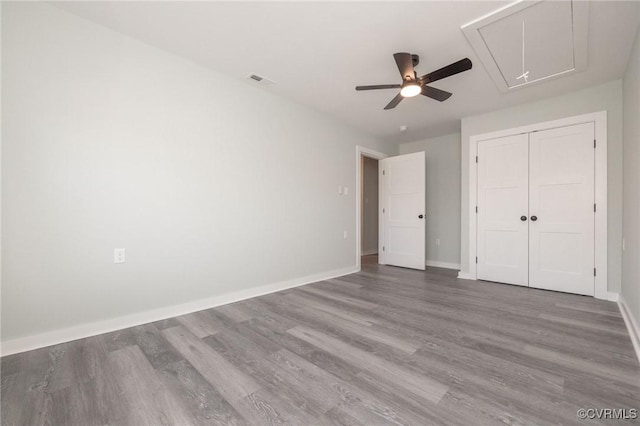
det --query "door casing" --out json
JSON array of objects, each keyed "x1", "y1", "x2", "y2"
[{"x1": 355, "y1": 146, "x2": 388, "y2": 270}]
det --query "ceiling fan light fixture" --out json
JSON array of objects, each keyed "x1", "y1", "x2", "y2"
[
  {"x1": 354, "y1": 53, "x2": 471, "y2": 109},
  {"x1": 400, "y1": 83, "x2": 421, "y2": 97}
]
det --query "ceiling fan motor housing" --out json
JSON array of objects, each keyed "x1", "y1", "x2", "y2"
[
  {"x1": 354, "y1": 53, "x2": 472, "y2": 109},
  {"x1": 411, "y1": 54, "x2": 420, "y2": 68}
]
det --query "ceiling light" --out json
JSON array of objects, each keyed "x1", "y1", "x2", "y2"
[{"x1": 400, "y1": 83, "x2": 421, "y2": 97}]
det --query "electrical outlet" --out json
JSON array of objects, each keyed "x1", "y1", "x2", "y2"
[
  {"x1": 436, "y1": 239, "x2": 440, "y2": 246},
  {"x1": 338, "y1": 185, "x2": 343, "y2": 195},
  {"x1": 114, "y1": 248, "x2": 125, "y2": 264},
  {"x1": 343, "y1": 231, "x2": 348, "y2": 239}
]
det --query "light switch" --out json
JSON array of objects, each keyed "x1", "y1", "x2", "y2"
[{"x1": 114, "y1": 248, "x2": 125, "y2": 264}]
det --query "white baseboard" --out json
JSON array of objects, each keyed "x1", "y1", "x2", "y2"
[
  {"x1": 426, "y1": 260, "x2": 461, "y2": 270},
  {"x1": 607, "y1": 292, "x2": 619, "y2": 302},
  {"x1": 457, "y1": 271, "x2": 475, "y2": 280},
  {"x1": 618, "y1": 296, "x2": 640, "y2": 364},
  {"x1": 0, "y1": 265, "x2": 359, "y2": 357},
  {"x1": 361, "y1": 249, "x2": 378, "y2": 256}
]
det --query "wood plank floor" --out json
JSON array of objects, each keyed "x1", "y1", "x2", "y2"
[{"x1": 2, "y1": 256, "x2": 639, "y2": 425}]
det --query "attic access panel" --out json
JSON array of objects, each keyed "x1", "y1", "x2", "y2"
[{"x1": 462, "y1": 0, "x2": 589, "y2": 92}]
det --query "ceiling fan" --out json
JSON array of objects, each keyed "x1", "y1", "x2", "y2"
[{"x1": 355, "y1": 53, "x2": 472, "y2": 110}]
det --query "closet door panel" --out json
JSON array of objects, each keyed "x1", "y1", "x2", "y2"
[
  {"x1": 529, "y1": 122, "x2": 595, "y2": 295},
  {"x1": 477, "y1": 134, "x2": 529, "y2": 286}
]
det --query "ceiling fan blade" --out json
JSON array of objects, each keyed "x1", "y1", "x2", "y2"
[
  {"x1": 393, "y1": 52, "x2": 415, "y2": 81},
  {"x1": 384, "y1": 92, "x2": 404, "y2": 110},
  {"x1": 420, "y1": 58, "x2": 472, "y2": 84},
  {"x1": 355, "y1": 84, "x2": 401, "y2": 91},
  {"x1": 421, "y1": 85, "x2": 452, "y2": 102}
]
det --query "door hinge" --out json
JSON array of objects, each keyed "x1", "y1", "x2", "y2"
[
  {"x1": 382, "y1": 246, "x2": 385, "y2": 252},
  {"x1": 476, "y1": 256, "x2": 478, "y2": 264},
  {"x1": 475, "y1": 206, "x2": 478, "y2": 213},
  {"x1": 594, "y1": 203, "x2": 596, "y2": 212},
  {"x1": 594, "y1": 139, "x2": 596, "y2": 148},
  {"x1": 476, "y1": 156, "x2": 478, "y2": 163},
  {"x1": 382, "y1": 207, "x2": 385, "y2": 214},
  {"x1": 382, "y1": 169, "x2": 386, "y2": 176},
  {"x1": 594, "y1": 267, "x2": 596, "y2": 276}
]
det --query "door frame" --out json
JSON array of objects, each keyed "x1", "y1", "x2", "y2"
[
  {"x1": 356, "y1": 146, "x2": 388, "y2": 270},
  {"x1": 463, "y1": 111, "x2": 608, "y2": 299}
]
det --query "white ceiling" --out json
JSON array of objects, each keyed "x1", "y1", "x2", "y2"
[{"x1": 52, "y1": 1, "x2": 640, "y2": 144}]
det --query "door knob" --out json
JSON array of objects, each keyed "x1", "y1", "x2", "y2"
[
  {"x1": 531, "y1": 215, "x2": 538, "y2": 221},
  {"x1": 418, "y1": 214, "x2": 424, "y2": 219},
  {"x1": 520, "y1": 216, "x2": 527, "y2": 221}
]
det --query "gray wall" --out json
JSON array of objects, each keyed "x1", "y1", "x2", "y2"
[
  {"x1": 622, "y1": 24, "x2": 640, "y2": 325},
  {"x1": 1, "y1": 3, "x2": 393, "y2": 342},
  {"x1": 460, "y1": 80, "x2": 624, "y2": 294},
  {"x1": 361, "y1": 157, "x2": 379, "y2": 255},
  {"x1": 399, "y1": 133, "x2": 461, "y2": 267}
]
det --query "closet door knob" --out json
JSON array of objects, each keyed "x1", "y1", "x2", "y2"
[
  {"x1": 531, "y1": 215, "x2": 538, "y2": 221},
  {"x1": 418, "y1": 214, "x2": 424, "y2": 219},
  {"x1": 520, "y1": 216, "x2": 527, "y2": 221}
]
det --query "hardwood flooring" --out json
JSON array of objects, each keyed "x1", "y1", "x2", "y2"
[{"x1": 2, "y1": 256, "x2": 639, "y2": 425}]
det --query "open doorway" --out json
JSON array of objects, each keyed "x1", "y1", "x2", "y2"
[
  {"x1": 361, "y1": 156, "x2": 379, "y2": 265},
  {"x1": 355, "y1": 146, "x2": 387, "y2": 269},
  {"x1": 357, "y1": 148, "x2": 426, "y2": 271}
]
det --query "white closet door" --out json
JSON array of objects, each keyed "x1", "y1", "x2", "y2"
[
  {"x1": 477, "y1": 134, "x2": 529, "y2": 286},
  {"x1": 380, "y1": 152, "x2": 425, "y2": 270},
  {"x1": 529, "y1": 123, "x2": 595, "y2": 295}
]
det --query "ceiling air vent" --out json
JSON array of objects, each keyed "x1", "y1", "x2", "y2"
[
  {"x1": 462, "y1": 0, "x2": 589, "y2": 92},
  {"x1": 246, "y1": 73, "x2": 275, "y2": 87}
]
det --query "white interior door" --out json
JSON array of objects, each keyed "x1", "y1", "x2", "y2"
[
  {"x1": 529, "y1": 123, "x2": 595, "y2": 295},
  {"x1": 379, "y1": 152, "x2": 425, "y2": 270},
  {"x1": 477, "y1": 134, "x2": 529, "y2": 286}
]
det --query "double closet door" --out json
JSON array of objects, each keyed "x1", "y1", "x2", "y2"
[{"x1": 477, "y1": 122, "x2": 595, "y2": 296}]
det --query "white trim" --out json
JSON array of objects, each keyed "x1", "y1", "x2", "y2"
[
  {"x1": 378, "y1": 159, "x2": 386, "y2": 265},
  {"x1": 457, "y1": 272, "x2": 475, "y2": 280},
  {"x1": 607, "y1": 292, "x2": 619, "y2": 303},
  {"x1": 0, "y1": 265, "x2": 358, "y2": 356},
  {"x1": 593, "y1": 112, "x2": 608, "y2": 299},
  {"x1": 361, "y1": 249, "x2": 378, "y2": 256},
  {"x1": 355, "y1": 145, "x2": 387, "y2": 270},
  {"x1": 618, "y1": 296, "x2": 640, "y2": 364},
  {"x1": 426, "y1": 260, "x2": 461, "y2": 270},
  {"x1": 465, "y1": 111, "x2": 608, "y2": 299}
]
